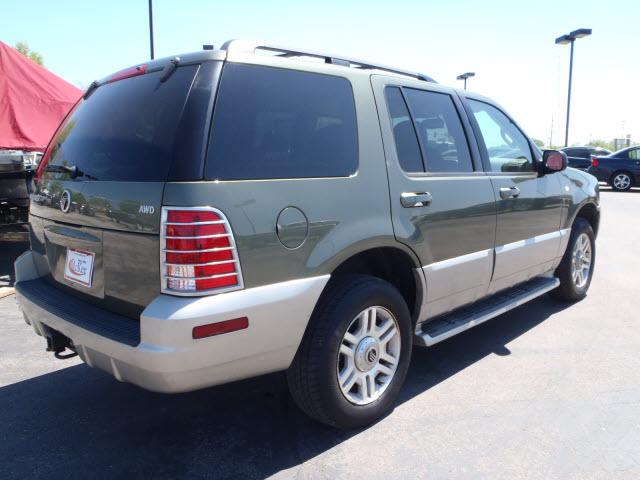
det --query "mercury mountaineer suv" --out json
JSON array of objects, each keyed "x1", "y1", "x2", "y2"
[{"x1": 14, "y1": 40, "x2": 600, "y2": 428}]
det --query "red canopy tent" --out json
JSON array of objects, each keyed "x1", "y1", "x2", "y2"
[{"x1": 0, "y1": 41, "x2": 82, "y2": 151}]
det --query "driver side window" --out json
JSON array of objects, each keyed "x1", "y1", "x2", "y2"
[{"x1": 468, "y1": 99, "x2": 534, "y2": 173}]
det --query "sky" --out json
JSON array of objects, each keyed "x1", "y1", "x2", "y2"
[{"x1": 3, "y1": 0, "x2": 639, "y2": 147}]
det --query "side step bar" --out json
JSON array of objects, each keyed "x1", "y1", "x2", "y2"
[{"x1": 414, "y1": 276, "x2": 559, "y2": 347}]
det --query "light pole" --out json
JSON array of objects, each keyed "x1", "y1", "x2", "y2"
[
  {"x1": 555, "y1": 28, "x2": 592, "y2": 147},
  {"x1": 148, "y1": 0, "x2": 155, "y2": 60},
  {"x1": 456, "y1": 72, "x2": 475, "y2": 90}
]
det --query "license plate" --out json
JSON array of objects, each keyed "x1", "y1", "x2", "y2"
[{"x1": 64, "y1": 248, "x2": 95, "y2": 288}]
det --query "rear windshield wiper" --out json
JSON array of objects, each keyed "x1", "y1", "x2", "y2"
[
  {"x1": 45, "y1": 164, "x2": 99, "y2": 180},
  {"x1": 160, "y1": 57, "x2": 181, "y2": 82},
  {"x1": 83, "y1": 80, "x2": 99, "y2": 100}
]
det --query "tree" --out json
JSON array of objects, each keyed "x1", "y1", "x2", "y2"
[
  {"x1": 15, "y1": 41, "x2": 43, "y2": 65},
  {"x1": 587, "y1": 139, "x2": 616, "y2": 152},
  {"x1": 531, "y1": 138, "x2": 545, "y2": 148}
]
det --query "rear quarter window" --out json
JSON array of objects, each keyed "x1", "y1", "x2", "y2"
[{"x1": 205, "y1": 64, "x2": 358, "y2": 180}]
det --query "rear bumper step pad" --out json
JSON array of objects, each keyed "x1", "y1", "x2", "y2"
[{"x1": 15, "y1": 278, "x2": 140, "y2": 346}]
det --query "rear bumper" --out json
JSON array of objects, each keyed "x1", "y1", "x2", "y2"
[{"x1": 15, "y1": 250, "x2": 328, "y2": 393}]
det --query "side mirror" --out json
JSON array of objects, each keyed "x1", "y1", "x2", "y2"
[{"x1": 540, "y1": 150, "x2": 567, "y2": 175}]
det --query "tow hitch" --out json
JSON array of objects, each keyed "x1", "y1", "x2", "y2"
[{"x1": 43, "y1": 326, "x2": 78, "y2": 360}]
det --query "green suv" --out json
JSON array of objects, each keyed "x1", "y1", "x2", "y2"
[{"x1": 14, "y1": 40, "x2": 599, "y2": 428}]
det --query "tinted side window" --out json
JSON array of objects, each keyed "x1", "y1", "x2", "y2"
[
  {"x1": 629, "y1": 149, "x2": 640, "y2": 160},
  {"x1": 385, "y1": 87, "x2": 424, "y2": 172},
  {"x1": 403, "y1": 89, "x2": 473, "y2": 173},
  {"x1": 467, "y1": 100, "x2": 534, "y2": 173},
  {"x1": 575, "y1": 148, "x2": 588, "y2": 158},
  {"x1": 565, "y1": 148, "x2": 586, "y2": 158},
  {"x1": 206, "y1": 64, "x2": 358, "y2": 180}
]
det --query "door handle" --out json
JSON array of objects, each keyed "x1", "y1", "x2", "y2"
[
  {"x1": 401, "y1": 192, "x2": 432, "y2": 208},
  {"x1": 499, "y1": 186, "x2": 520, "y2": 199}
]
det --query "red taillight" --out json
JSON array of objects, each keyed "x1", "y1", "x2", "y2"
[
  {"x1": 165, "y1": 223, "x2": 226, "y2": 237},
  {"x1": 165, "y1": 249, "x2": 234, "y2": 264},
  {"x1": 167, "y1": 210, "x2": 221, "y2": 223},
  {"x1": 161, "y1": 207, "x2": 243, "y2": 296},
  {"x1": 192, "y1": 317, "x2": 249, "y2": 339},
  {"x1": 591, "y1": 156, "x2": 599, "y2": 168},
  {"x1": 108, "y1": 64, "x2": 147, "y2": 83},
  {"x1": 165, "y1": 236, "x2": 230, "y2": 250}
]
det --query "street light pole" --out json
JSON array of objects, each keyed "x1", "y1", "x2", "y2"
[
  {"x1": 456, "y1": 72, "x2": 475, "y2": 90},
  {"x1": 564, "y1": 39, "x2": 574, "y2": 148},
  {"x1": 555, "y1": 28, "x2": 591, "y2": 147},
  {"x1": 148, "y1": 0, "x2": 155, "y2": 60}
]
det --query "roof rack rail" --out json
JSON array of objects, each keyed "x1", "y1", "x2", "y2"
[{"x1": 221, "y1": 40, "x2": 437, "y2": 83}]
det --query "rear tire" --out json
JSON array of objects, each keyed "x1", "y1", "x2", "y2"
[
  {"x1": 551, "y1": 217, "x2": 595, "y2": 301},
  {"x1": 287, "y1": 275, "x2": 412, "y2": 428},
  {"x1": 610, "y1": 171, "x2": 633, "y2": 191}
]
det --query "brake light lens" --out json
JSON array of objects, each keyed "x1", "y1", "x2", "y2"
[
  {"x1": 108, "y1": 64, "x2": 147, "y2": 83},
  {"x1": 591, "y1": 156, "x2": 599, "y2": 168},
  {"x1": 161, "y1": 207, "x2": 244, "y2": 296}
]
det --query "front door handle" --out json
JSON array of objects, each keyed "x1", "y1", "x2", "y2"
[
  {"x1": 499, "y1": 186, "x2": 520, "y2": 199},
  {"x1": 401, "y1": 192, "x2": 432, "y2": 208}
]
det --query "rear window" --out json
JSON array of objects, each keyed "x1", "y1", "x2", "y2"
[
  {"x1": 205, "y1": 64, "x2": 358, "y2": 180},
  {"x1": 43, "y1": 66, "x2": 198, "y2": 182}
]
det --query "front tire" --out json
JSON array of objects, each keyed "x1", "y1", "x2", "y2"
[
  {"x1": 287, "y1": 275, "x2": 412, "y2": 428},
  {"x1": 610, "y1": 171, "x2": 633, "y2": 191},
  {"x1": 551, "y1": 217, "x2": 595, "y2": 301}
]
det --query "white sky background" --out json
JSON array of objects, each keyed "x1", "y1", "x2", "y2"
[{"x1": 4, "y1": 0, "x2": 639, "y2": 146}]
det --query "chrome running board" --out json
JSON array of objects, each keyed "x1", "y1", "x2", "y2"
[{"x1": 414, "y1": 276, "x2": 559, "y2": 347}]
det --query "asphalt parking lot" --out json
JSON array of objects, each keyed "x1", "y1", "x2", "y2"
[{"x1": 1, "y1": 188, "x2": 639, "y2": 480}]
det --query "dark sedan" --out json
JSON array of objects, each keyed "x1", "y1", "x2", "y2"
[
  {"x1": 588, "y1": 146, "x2": 640, "y2": 191},
  {"x1": 562, "y1": 146, "x2": 611, "y2": 170}
]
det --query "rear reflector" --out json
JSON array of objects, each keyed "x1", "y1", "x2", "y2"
[
  {"x1": 108, "y1": 64, "x2": 148, "y2": 83},
  {"x1": 161, "y1": 207, "x2": 244, "y2": 296},
  {"x1": 192, "y1": 317, "x2": 249, "y2": 339}
]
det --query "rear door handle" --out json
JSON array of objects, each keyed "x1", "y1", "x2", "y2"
[
  {"x1": 499, "y1": 186, "x2": 520, "y2": 199},
  {"x1": 400, "y1": 192, "x2": 432, "y2": 208}
]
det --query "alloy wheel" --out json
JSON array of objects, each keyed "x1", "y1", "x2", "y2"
[
  {"x1": 571, "y1": 233, "x2": 592, "y2": 289},
  {"x1": 613, "y1": 173, "x2": 631, "y2": 190},
  {"x1": 337, "y1": 306, "x2": 401, "y2": 405}
]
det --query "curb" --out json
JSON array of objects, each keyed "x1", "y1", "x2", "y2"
[{"x1": 0, "y1": 287, "x2": 16, "y2": 299}]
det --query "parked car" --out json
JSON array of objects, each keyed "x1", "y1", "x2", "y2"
[
  {"x1": 561, "y1": 146, "x2": 611, "y2": 170},
  {"x1": 0, "y1": 150, "x2": 37, "y2": 225},
  {"x1": 14, "y1": 41, "x2": 600, "y2": 428},
  {"x1": 588, "y1": 146, "x2": 640, "y2": 191}
]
